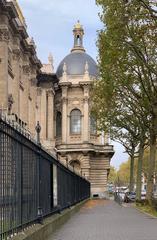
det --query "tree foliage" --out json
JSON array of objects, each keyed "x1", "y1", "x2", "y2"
[
  {"x1": 94, "y1": 0, "x2": 157, "y2": 202},
  {"x1": 108, "y1": 166, "x2": 117, "y2": 184}
]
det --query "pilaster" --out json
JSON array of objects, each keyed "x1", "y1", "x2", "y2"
[
  {"x1": 60, "y1": 83, "x2": 72, "y2": 144},
  {"x1": 47, "y1": 89, "x2": 55, "y2": 140},
  {"x1": 20, "y1": 63, "x2": 30, "y2": 124},
  {"x1": 28, "y1": 77, "x2": 37, "y2": 135},
  {"x1": 0, "y1": 26, "x2": 9, "y2": 111},
  {"x1": 62, "y1": 91, "x2": 68, "y2": 144},
  {"x1": 40, "y1": 89, "x2": 47, "y2": 141},
  {"x1": 12, "y1": 47, "x2": 21, "y2": 115},
  {"x1": 36, "y1": 87, "x2": 42, "y2": 126},
  {"x1": 82, "y1": 84, "x2": 90, "y2": 142}
]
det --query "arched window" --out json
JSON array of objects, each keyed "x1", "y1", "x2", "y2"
[
  {"x1": 56, "y1": 112, "x2": 62, "y2": 137},
  {"x1": 90, "y1": 116, "x2": 97, "y2": 134},
  {"x1": 70, "y1": 109, "x2": 81, "y2": 134}
]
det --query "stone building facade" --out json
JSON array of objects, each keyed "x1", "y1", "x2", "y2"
[{"x1": 0, "y1": 0, "x2": 114, "y2": 197}]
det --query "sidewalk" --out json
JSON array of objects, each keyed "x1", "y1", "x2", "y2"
[{"x1": 47, "y1": 199, "x2": 157, "y2": 240}]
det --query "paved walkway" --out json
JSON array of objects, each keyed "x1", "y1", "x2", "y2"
[{"x1": 48, "y1": 200, "x2": 157, "y2": 240}]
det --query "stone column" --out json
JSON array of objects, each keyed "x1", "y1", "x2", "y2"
[
  {"x1": 62, "y1": 97, "x2": 68, "y2": 144},
  {"x1": 28, "y1": 77, "x2": 37, "y2": 136},
  {"x1": 36, "y1": 87, "x2": 42, "y2": 124},
  {"x1": 21, "y1": 64, "x2": 30, "y2": 124},
  {"x1": 83, "y1": 85, "x2": 89, "y2": 143},
  {"x1": 12, "y1": 47, "x2": 21, "y2": 116},
  {"x1": 0, "y1": 26, "x2": 9, "y2": 112},
  {"x1": 47, "y1": 89, "x2": 55, "y2": 140},
  {"x1": 40, "y1": 89, "x2": 47, "y2": 141},
  {"x1": 61, "y1": 86, "x2": 68, "y2": 144}
]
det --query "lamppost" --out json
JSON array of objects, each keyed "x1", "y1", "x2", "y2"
[{"x1": 35, "y1": 122, "x2": 43, "y2": 223}]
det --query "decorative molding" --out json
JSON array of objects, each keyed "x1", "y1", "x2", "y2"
[
  {"x1": 12, "y1": 49, "x2": 21, "y2": 61},
  {"x1": 47, "y1": 89, "x2": 55, "y2": 97},
  {"x1": 23, "y1": 65, "x2": 30, "y2": 75},
  {"x1": 8, "y1": 94, "x2": 14, "y2": 114},
  {"x1": 37, "y1": 87, "x2": 42, "y2": 96},
  {"x1": 30, "y1": 78, "x2": 37, "y2": 87},
  {"x1": 0, "y1": 27, "x2": 9, "y2": 42},
  {"x1": 83, "y1": 97, "x2": 89, "y2": 103}
]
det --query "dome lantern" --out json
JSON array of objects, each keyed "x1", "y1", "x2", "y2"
[{"x1": 71, "y1": 20, "x2": 85, "y2": 53}]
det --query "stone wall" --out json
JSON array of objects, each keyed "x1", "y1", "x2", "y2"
[{"x1": 0, "y1": 1, "x2": 41, "y2": 137}]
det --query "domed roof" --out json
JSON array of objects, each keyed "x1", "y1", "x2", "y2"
[
  {"x1": 56, "y1": 51, "x2": 98, "y2": 78},
  {"x1": 56, "y1": 21, "x2": 98, "y2": 79}
]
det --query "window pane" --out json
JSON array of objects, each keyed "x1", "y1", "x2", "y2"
[
  {"x1": 70, "y1": 110, "x2": 81, "y2": 134},
  {"x1": 56, "y1": 112, "x2": 62, "y2": 137},
  {"x1": 90, "y1": 116, "x2": 97, "y2": 134}
]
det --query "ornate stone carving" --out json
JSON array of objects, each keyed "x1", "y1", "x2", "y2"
[
  {"x1": 83, "y1": 85, "x2": 89, "y2": 94},
  {"x1": 8, "y1": 94, "x2": 14, "y2": 114},
  {"x1": 83, "y1": 96, "x2": 89, "y2": 103},
  {"x1": 30, "y1": 78, "x2": 37, "y2": 87},
  {"x1": 12, "y1": 49, "x2": 21, "y2": 61},
  {"x1": 37, "y1": 87, "x2": 42, "y2": 96},
  {"x1": 23, "y1": 65, "x2": 30, "y2": 75},
  {"x1": 0, "y1": 28, "x2": 9, "y2": 42},
  {"x1": 47, "y1": 89, "x2": 55, "y2": 97},
  {"x1": 62, "y1": 85, "x2": 68, "y2": 96}
]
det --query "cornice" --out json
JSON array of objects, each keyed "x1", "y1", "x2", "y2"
[{"x1": 0, "y1": 1, "x2": 41, "y2": 70}]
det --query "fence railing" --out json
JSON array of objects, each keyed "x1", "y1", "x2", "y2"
[{"x1": 0, "y1": 117, "x2": 90, "y2": 239}]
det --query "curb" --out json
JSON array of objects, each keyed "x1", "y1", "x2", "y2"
[
  {"x1": 13, "y1": 199, "x2": 89, "y2": 240},
  {"x1": 133, "y1": 205, "x2": 157, "y2": 219}
]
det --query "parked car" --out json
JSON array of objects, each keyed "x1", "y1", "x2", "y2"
[
  {"x1": 124, "y1": 191, "x2": 146, "y2": 202},
  {"x1": 124, "y1": 192, "x2": 136, "y2": 203},
  {"x1": 118, "y1": 191, "x2": 126, "y2": 201}
]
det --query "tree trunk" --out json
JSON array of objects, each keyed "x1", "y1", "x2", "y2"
[
  {"x1": 136, "y1": 141, "x2": 144, "y2": 201},
  {"x1": 146, "y1": 129, "x2": 156, "y2": 204},
  {"x1": 129, "y1": 153, "x2": 135, "y2": 192}
]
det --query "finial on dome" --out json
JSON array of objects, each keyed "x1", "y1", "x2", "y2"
[
  {"x1": 61, "y1": 62, "x2": 68, "y2": 82},
  {"x1": 85, "y1": 61, "x2": 89, "y2": 73},
  {"x1": 84, "y1": 61, "x2": 90, "y2": 81},
  {"x1": 74, "y1": 20, "x2": 82, "y2": 29},
  {"x1": 48, "y1": 53, "x2": 53, "y2": 64},
  {"x1": 63, "y1": 62, "x2": 67, "y2": 74},
  {"x1": 71, "y1": 20, "x2": 85, "y2": 53}
]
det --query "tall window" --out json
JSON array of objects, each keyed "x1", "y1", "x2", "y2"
[
  {"x1": 56, "y1": 112, "x2": 62, "y2": 137},
  {"x1": 70, "y1": 109, "x2": 81, "y2": 134},
  {"x1": 90, "y1": 116, "x2": 97, "y2": 134}
]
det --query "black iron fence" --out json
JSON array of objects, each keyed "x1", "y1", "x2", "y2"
[{"x1": 0, "y1": 117, "x2": 90, "y2": 239}]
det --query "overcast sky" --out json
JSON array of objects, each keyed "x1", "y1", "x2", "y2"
[{"x1": 18, "y1": 0, "x2": 129, "y2": 168}]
